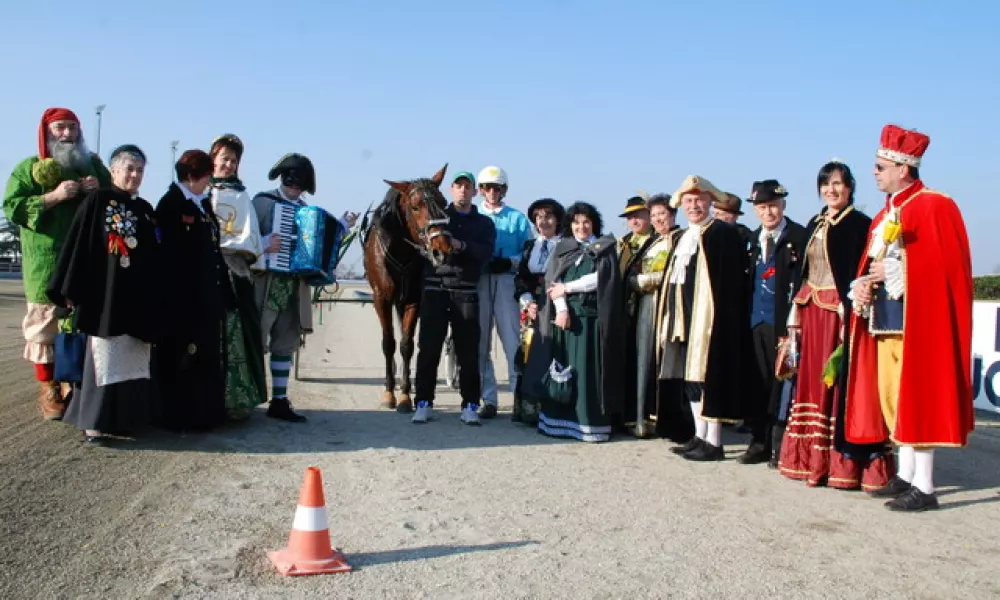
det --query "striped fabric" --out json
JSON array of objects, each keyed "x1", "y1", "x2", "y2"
[{"x1": 271, "y1": 355, "x2": 292, "y2": 399}]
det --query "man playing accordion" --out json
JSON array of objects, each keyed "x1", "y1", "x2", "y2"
[{"x1": 251, "y1": 153, "x2": 357, "y2": 422}]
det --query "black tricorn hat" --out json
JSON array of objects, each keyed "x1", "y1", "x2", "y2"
[
  {"x1": 268, "y1": 152, "x2": 316, "y2": 195},
  {"x1": 527, "y1": 198, "x2": 565, "y2": 225},
  {"x1": 746, "y1": 179, "x2": 788, "y2": 205},
  {"x1": 619, "y1": 195, "x2": 648, "y2": 218}
]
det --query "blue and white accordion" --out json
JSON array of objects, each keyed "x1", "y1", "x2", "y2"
[{"x1": 257, "y1": 199, "x2": 345, "y2": 286}]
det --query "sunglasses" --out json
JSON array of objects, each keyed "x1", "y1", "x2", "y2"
[
  {"x1": 875, "y1": 163, "x2": 896, "y2": 172},
  {"x1": 481, "y1": 184, "x2": 504, "y2": 191}
]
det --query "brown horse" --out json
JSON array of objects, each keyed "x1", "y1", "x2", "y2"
[{"x1": 363, "y1": 164, "x2": 453, "y2": 412}]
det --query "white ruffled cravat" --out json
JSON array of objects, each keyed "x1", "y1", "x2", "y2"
[{"x1": 668, "y1": 220, "x2": 708, "y2": 285}]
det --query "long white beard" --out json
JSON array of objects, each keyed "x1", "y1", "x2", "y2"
[{"x1": 48, "y1": 136, "x2": 92, "y2": 172}]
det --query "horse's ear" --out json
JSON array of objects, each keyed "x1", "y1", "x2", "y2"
[
  {"x1": 430, "y1": 163, "x2": 448, "y2": 187},
  {"x1": 384, "y1": 180, "x2": 410, "y2": 195}
]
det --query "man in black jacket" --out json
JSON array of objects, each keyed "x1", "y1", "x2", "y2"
[
  {"x1": 412, "y1": 185, "x2": 496, "y2": 425},
  {"x1": 741, "y1": 180, "x2": 808, "y2": 466}
]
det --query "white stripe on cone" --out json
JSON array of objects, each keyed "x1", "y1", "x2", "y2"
[{"x1": 291, "y1": 506, "x2": 329, "y2": 532}]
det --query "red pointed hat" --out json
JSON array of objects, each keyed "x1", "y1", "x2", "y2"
[
  {"x1": 38, "y1": 107, "x2": 81, "y2": 159},
  {"x1": 876, "y1": 124, "x2": 930, "y2": 168}
]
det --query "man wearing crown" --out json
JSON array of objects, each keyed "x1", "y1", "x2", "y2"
[
  {"x1": 845, "y1": 124, "x2": 974, "y2": 511},
  {"x1": 3, "y1": 108, "x2": 111, "y2": 420}
]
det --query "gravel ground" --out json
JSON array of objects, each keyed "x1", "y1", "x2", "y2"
[{"x1": 0, "y1": 280, "x2": 998, "y2": 600}]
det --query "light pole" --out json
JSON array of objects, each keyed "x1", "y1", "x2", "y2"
[
  {"x1": 170, "y1": 140, "x2": 179, "y2": 181},
  {"x1": 94, "y1": 104, "x2": 106, "y2": 155}
]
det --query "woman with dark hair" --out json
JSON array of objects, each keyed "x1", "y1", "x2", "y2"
[
  {"x1": 153, "y1": 149, "x2": 231, "y2": 431},
  {"x1": 511, "y1": 198, "x2": 564, "y2": 424},
  {"x1": 47, "y1": 144, "x2": 161, "y2": 444},
  {"x1": 778, "y1": 161, "x2": 892, "y2": 490},
  {"x1": 525, "y1": 201, "x2": 624, "y2": 442},
  {"x1": 208, "y1": 134, "x2": 267, "y2": 420},
  {"x1": 624, "y1": 193, "x2": 682, "y2": 438}
]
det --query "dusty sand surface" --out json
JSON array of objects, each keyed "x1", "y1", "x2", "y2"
[{"x1": 1, "y1": 279, "x2": 998, "y2": 600}]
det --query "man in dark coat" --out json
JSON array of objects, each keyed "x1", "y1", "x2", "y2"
[
  {"x1": 616, "y1": 193, "x2": 656, "y2": 431},
  {"x1": 656, "y1": 176, "x2": 749, "y2": 461},
  {"x1": 410, "y1": 177, "x2": 496, "y2": 426},
  {"x1": 740, "y1": 179, "x2": 808, "y2": 466}
]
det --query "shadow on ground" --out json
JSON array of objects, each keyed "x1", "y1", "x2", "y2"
[{"x1": 348, "y1": 540, "x2": 540, "y2": 569}]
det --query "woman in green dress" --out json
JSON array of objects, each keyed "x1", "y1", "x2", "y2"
[
  {"x1": 208, "y1": 134, "x2": 268, "y2": 420},
  {"x1": 532, "y1": 202, "x2": 625, "y2": 442}
]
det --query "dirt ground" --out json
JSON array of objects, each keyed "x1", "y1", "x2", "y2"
[{"x1": 0, "y1": 279, "x2": 998, "y2": 600}]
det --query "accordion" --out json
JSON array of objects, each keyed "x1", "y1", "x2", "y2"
[{"x1": 255, "y1": 199, "x2": 345, "y2": 286}]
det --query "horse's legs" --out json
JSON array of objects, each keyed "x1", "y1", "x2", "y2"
[
  {"x1": 397, "y1": 302, "x2": 420, "y2": 408},
  {"x1": 374, "y1": 293, "x2": 398, "y2": 410}
]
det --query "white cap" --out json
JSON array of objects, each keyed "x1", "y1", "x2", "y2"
[{"x1": 477, "y1": 165, "x2": 508, "y2": 186}]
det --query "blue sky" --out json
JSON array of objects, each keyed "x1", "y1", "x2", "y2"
[{"x1": 2, "y1": 1, "x2": 998, "y2": 273}]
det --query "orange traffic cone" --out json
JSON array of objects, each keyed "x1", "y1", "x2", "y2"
[{"x1": 268, "y1": 467, "x2": 352, "y2": 576}]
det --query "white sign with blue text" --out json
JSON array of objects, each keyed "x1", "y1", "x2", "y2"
[{"x1": 972, "y1": 301, "x2": 1000, "y2": 413}]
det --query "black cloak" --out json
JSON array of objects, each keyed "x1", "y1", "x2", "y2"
[
  {"x1": 46, "y1": 187, "x2": 162, "y2": 342},
  {"x1": 526, "y1": 235, "x2": 625, "y2": 419}
]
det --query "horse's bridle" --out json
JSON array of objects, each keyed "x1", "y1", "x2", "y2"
[{"x1": 401, "y1": 186, "x2": 451, "y2": 258}]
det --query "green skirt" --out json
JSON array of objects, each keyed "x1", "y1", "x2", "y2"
[
  {"x1": 224, "y1": 275, "x2": 267, "y2": 419},
  {"x1": 537, "y1": 311, "x2": 612, "y2": 443}
]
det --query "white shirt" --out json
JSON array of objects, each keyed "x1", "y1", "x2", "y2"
[
  {"x1": 518, "y1": 236, "x2": 560, "y2": 309},
  {"x1": 849, "y1": 183, "x2": 914, "y2": 305},
  {"x1": 528, "y1": 236, "x2": 560, "y2": 274},
  {"x1": 758, "y1": 217, "x2": 787, "y2": 263},
  {"x1": 178, "y1": 181, "x2": 208, "y2": 213},
  {"x1": 553, "y1": 236, "x2": 599, "y2": 313}
]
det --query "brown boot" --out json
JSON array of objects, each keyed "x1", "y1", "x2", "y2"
[{"x1": 39, "y1": 382, "x2": 65, "y2": 421}]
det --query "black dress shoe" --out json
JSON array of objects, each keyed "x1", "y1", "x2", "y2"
[
  {"x1": 478, "y1": 404, "x2": 498, "y2": 419},
  {"x1": 671, "y1": 438, "x2": 702, "y2": 455},
  {"x1": 869, "y1": 476, "x2": 912, "y2": 498},
  {"x1": 683, "y1": 442, "x2": 724, "y2": 462},
  {"x1": 737, "y1": 443, "x2": 772, "y2": 465},
  {"x1": 267, "y1": 398, "x2": 307, "y2": 422},
  {"x1": 767, "y1": 457, "x2": 780, "y2": 470},
  {"x1": 885, "y1": 487, "x2": 939, "y2": 512},
  {"x1": 82, "y1": 434, "x2": 107, "y2": 446}
]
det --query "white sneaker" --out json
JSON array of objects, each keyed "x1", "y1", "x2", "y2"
[
  {"x1": 460, "y1": 405, "x2": 481, "y2": 426},
  {"x1": 412, "y1": 401, "x2": 432, "y2": 424}
]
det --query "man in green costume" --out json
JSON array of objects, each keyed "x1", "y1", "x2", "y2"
[{"x1": 2, "y1": 107, "x2": 111, "y2": 420}]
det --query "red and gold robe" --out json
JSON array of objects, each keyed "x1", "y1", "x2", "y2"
[{"x1": 844, "y1": 180, "x2": 974, "y2": 447}]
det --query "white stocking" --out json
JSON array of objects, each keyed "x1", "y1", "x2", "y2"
[
  {"x1": 690, "y1": 402, "x2": 707, "y2": 439},
  {"x1": 705, "y1": 422, "x2": 722, "y2": 447},
  {"x1": 897, "y1": 445, "x2": 916, "y2": 483},
  {"x1": 911, "y1": 449, "x2": 935, "y2": 494}
]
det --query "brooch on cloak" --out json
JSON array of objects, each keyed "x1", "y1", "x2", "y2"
[{"x1": 105, "y1": 199, "x2": 138, "y2": 268}]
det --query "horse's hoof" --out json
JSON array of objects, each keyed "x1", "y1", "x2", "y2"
[
  {"x1": 396, "y1": 398, "x2": 413, "y2": 414},
  {"x1": 380, "y1": 392, "x2": 397, "y2": 410}
]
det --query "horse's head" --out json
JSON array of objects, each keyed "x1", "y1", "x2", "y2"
[{"x1": 385, "y1": 164, "x2": 453, "y2": 267}]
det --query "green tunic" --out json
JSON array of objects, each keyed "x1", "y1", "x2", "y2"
[
  {"x1": 537, "y1": 253, "x2": 613, "y2": 442},
  {"x1": 3, "y1": 155, "x2": 111, "y2": 303}
]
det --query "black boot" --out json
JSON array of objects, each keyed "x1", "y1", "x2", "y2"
[
  {"x1": 267, "y1": 397, "x2": 307, "y2": 422},
  {"x1": 769, "y1": 423, "x2": 785, "y2": 469},
  {"x1": 737, "y1": 442, "x2": 771, "y2": 465}
]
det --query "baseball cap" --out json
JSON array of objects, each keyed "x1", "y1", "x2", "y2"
[{"x1": 452, "y1": 171, "x2": 476, "y2": 186}]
